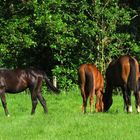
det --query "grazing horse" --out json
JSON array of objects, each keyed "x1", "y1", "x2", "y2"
[
  {"x1": 103, "y1": 55, "x2": 140, "y2": 113},
  {"x1": 138, "y1": 74, "x2": 140, "y2": 96},
  {"x1": 0, "y1": 68, "x2": 59, "y2": 116},
  {"x1": 78, "y1": 64, "x2": 104, "y2": 113}
]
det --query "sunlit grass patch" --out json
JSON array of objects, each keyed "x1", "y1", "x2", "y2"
[{"x1": 0, "y1": 90, "x2": 140, "y2": 140}]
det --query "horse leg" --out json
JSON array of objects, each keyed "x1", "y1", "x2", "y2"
[
  {"x1": 100, "y1": 91, "x2": 104, "y2": 111},
  {"x1": 82, "y1": 93, "x2": 88, "y2": 113},
  {"x1": 80, "y1": 83, "x2": 87, "y2": 113},
  {"x1": 122, "y1": 86, "x2": 132, "y2": 113},
  {"x1": 95, "y1": 89, "x2": 103, "y2": 112},
  {"x1": 89, "y1": 89, "x2": 94, "y2": 113},
  {"x1": 37, "y1": 94, "x2": 48, "y2": 114},
  {"x1": 134, "y1": 85, "x2": 140, "y2": 113},
  {"x1": 31, "y1": 94, "x2": 38, "y2": 115},
  {"x1": 36, "y1": 77, "x2": 48, "y2": 114},
  {"x1": 121, "y1": 87, "x2": 127, "y2": 111},
  {"x1": 0, "y1": 87, "x2": 9, "y2": 116},
  {"x1": 30, "y1": 87, "x2": 38, "y2": 115},
  {"x1": 127, "y1": 89, "x2": 132, "y2": 113},
  {"x1": 1, "y1": 94, "x2": 9, "y2": 116}
]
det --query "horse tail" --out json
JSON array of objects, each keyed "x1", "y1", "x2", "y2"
[
  {"x1": 78, "y1": 66, "x2": 86, "y2": 92},
  {"x1": 128, "y1": 57, "x2": 136, "y2": 91},
  {"x1": 85, "y1": 69, "x2": 94, "y2": 95},
  {"x1": 78, "y1": 65, "x2": 94, "y2": 96},
  {"x1": 43, "y1": 73, "x2": 60, "y2": 93}
]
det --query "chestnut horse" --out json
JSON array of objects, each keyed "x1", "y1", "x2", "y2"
[
  {"x1": 0, "y1": 68, "x2": 59, "y2": 116},
  {"x1": 103, "y1": 55, "x2": 140, "y2": 113},
  {"x1": 78, "y1": 64, "x2": 104, "y2": 113}
]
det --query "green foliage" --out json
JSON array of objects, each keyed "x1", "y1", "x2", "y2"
[
  {"x1": 0, "y1": 0, "x2": 140, "y2": 88},
  {"x1": 52, "y1": 65, "x2": 77, "y2": 90}
]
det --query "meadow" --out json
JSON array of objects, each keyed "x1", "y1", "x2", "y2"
[{"x1": 0, "y1": 88, "x2": 140, "y2": 140}]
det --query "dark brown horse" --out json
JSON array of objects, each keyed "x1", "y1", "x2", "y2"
[
  {"x1": 0, "y1": 68, "x2": 59, "y2": 116},
  {"x1": 78, "y1": 64, "x2": 104, "y2": 113},
  {"x1": 138, "y1": 74, "x2": 140, "y2": 97},
  {"x1": 103, "y1": 55, "x2": 140, "y2": 113}
]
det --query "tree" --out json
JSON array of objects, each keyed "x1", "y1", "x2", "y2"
[{"x1": 0, "y1": 0, "x2": 139, "y2": 89}]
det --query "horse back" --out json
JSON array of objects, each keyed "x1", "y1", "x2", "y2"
[
  {"x1": 106, "y1": 55, "x2": 139, "y2": 89},
  {"x1": 0, "y1": 69, "x2": 28, "y2": 93},
  {"x1": 78, "y1": 64, "x2": 104, "y2": 91}
]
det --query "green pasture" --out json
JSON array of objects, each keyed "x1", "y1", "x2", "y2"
[{"x1": 0, "y1": 89, "x2": 140, "y2": 140}]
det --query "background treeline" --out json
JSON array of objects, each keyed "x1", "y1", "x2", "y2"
[{"x1": 0, "y1": 0, "x2": 140, "y2": 89}]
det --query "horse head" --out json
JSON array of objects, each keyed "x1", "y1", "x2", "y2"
[{"x1": 103, "y1": 91, "x2": 113, "y2": 112}]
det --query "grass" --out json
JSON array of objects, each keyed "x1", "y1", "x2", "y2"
[{"x1": 0, "y1": 89, "x2": 140, "y2": 140}]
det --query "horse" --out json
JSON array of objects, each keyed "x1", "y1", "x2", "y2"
[
  {"x1": 0, "y1": 68, "x2": 59, "y2": 116},
  {"x1": 78, "y1": 64, "x2": 104, "y2": 113},
  {"x1": 138, "y1": 74, "x2": 140, "y2": 96},
  {"x1": 103, "y1": 55, "x2": 140, "y2": 113}
]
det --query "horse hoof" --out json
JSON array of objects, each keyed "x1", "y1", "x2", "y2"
[
  {"x1": 137, "y1": 106, "x2": 140, "y2": 113},
  {"x1": 127, "y1": 106, "x2": 132, "y2": 113},
  {"x1": 31, "y1": 112, "x2": 35, "y2": 115}
]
